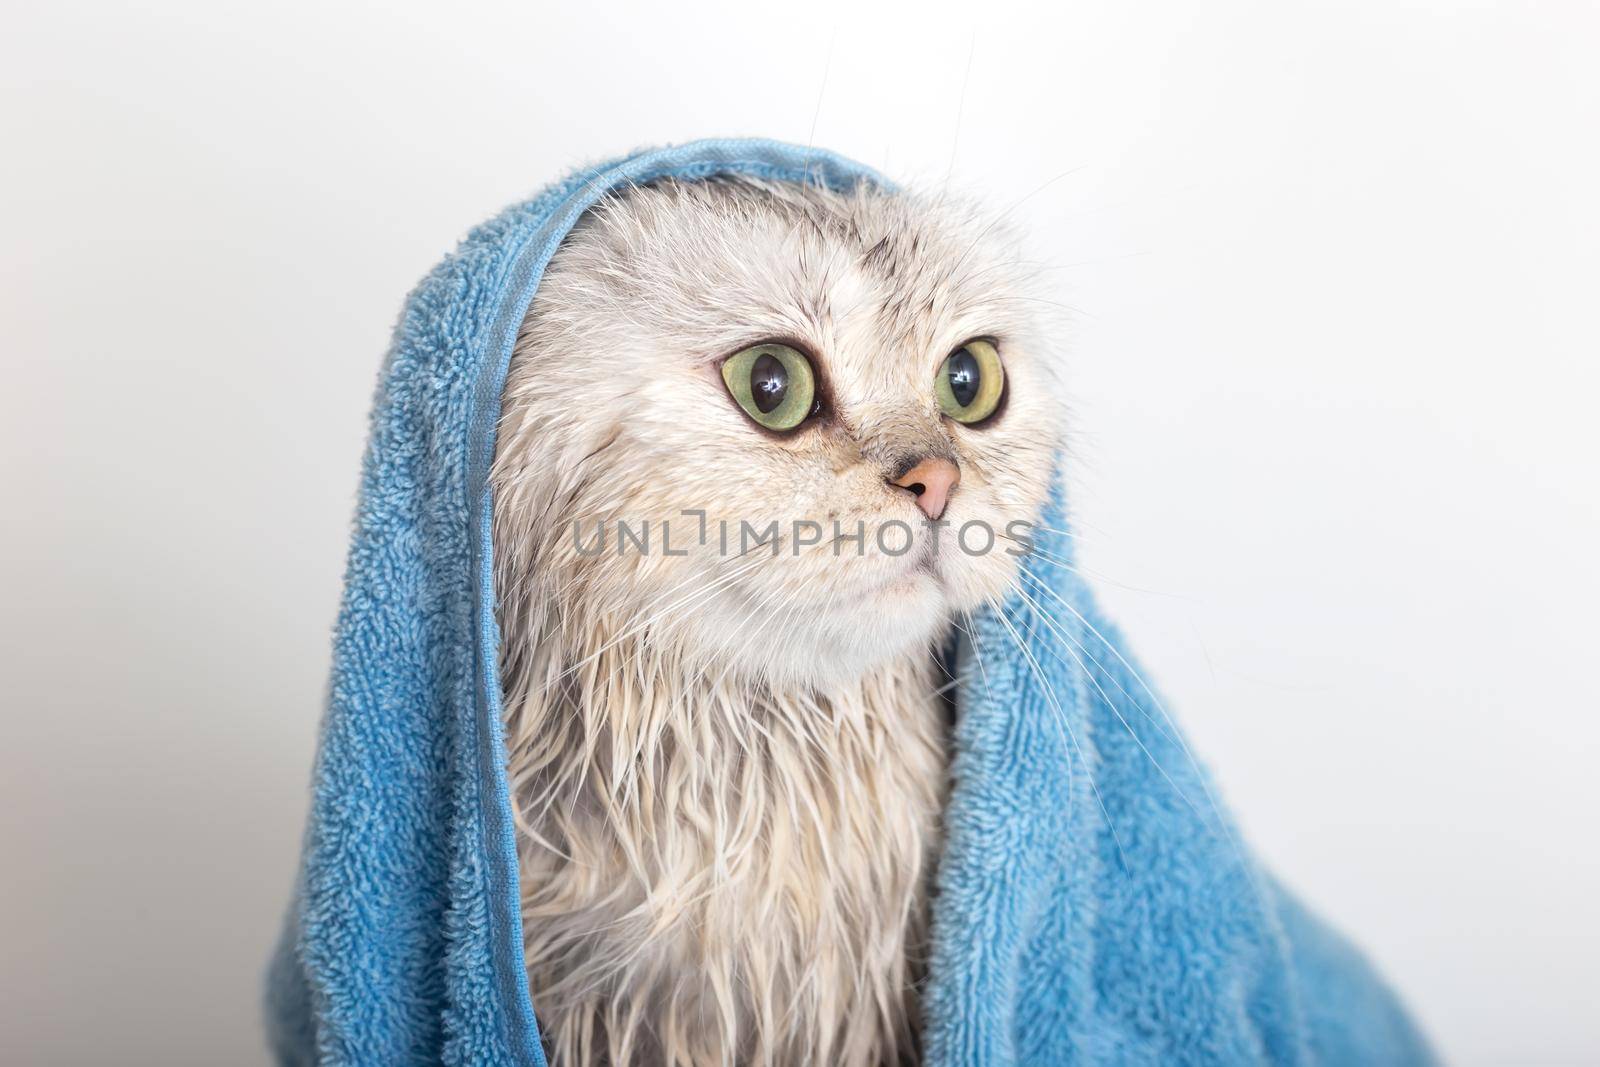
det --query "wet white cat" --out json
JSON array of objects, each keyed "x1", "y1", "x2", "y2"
[{"x1": 491, "y1": 175, "x2": 1061, "y2": 1066}]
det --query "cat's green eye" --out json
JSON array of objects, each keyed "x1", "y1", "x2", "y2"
[
  {"x1": 936, "y1": 339, "x2": 1005, "y2": 424},
  {"x1": 721, "y1": 343, "x2": 817, "y2": 432}
]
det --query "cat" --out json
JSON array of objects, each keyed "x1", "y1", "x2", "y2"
[{"x1": 490, "y1": 174, "x2": 1062, "y2": 1066}]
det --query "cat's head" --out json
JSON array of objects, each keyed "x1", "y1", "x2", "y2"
[{"x1": 493, "y1": 175, "x2": 1062, "y2": 689}]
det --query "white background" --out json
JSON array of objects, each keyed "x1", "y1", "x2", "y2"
[{"x1": 3, "y1": 1, "x2": 1597, "y2": 1063}]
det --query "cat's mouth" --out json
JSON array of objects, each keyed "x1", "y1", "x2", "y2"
[{"x1": 854, "y1": 540, "x2": 941, "y2": 602}]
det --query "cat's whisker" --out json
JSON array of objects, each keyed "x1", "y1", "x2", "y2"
[
  {"x1": 997, "y1": 533, "x2": 1082, "y2": 573},
  {"x1": 553, "y1": 551, "x2": 771, "y2": 684},
  {"x1": 941, "y1": 36, "x2": 977, "y2": 199},
  {"x1": 1008, "y1": 533, "x2": 1197, "y2": 602},
  {"x1": 990, "y1": 607, "x2": 1130, "y2": 872},
  {"x1": 949, "y1": 613, "x2": 981, "y2": 685},
  {"x1": 1013, "y1": 522, "x2": 1084, "y2": 540},
  {"x1": 706, "y1": 570, "x2": 796, "y2": 700},
  {"x1": 976, "y1": 293, "x2": 1092, "y2": 318},
  {"x1": 1014, "y1": 566, "x2": 1199, "y2": 760},
  {"x1": 1011, "y1": 566, "x2": 1179, "y2": 747},
  {"x1": 1009, "y1": 581, "x2": 1203, "y2": 820},
  {"x1": 598, "y1": 523, "x2": 818, "y2": 694},
  {"x1": 928, "y1": 629, "x2": 962, "y2": 691},
  {"x1": 804, "y1": 27, "x2": 836, "y2": 156},
  {"x1": 1009, "y1": 564, "x2": 1273, "y2": 915},
  {"x1": 947, "y1": 163, "x2": 1090, "y2": 280}
]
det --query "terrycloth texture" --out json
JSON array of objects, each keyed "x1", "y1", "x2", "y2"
[{"x1": 267, "y1": 138, "x2": 1434, "y2": 1066}]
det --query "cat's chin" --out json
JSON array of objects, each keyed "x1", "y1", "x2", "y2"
[
  {"x1": 754, "y1": 573, "x2": 951, "y2": 691},
  {"x1": 682, "y1": 543, "x2": 1024, "y2": 691}
]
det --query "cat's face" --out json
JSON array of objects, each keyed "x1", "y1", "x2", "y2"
[{"x1": 493, "y1": 177, "x2": 1062, "y2": 689}]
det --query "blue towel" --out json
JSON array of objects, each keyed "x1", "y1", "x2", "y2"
[{"x1": 267, "y1": 138, "x2": 1433, "y2": 1066}]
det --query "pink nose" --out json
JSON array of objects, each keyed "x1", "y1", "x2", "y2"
[{"x1": 890, "y1": 457, "x2": 961, "y2": 520}]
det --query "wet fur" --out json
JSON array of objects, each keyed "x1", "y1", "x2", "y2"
[{"x1": 491, "y1": 176, "x2": 1061, "y2": 1065}]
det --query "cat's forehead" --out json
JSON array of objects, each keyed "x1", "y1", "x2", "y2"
[{"x1": 574, "y1": 176, "x2": 1035, "y2": 374}]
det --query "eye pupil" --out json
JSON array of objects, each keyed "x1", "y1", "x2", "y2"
[
  {"x1": 947, "y1": 347, "x2": 981, "y2": 407},
  {"x1": 722, "y1": 344, "x2": 816, "y2": 432},
  {"x1": 749, "y1": 352, "x2": 789, "y2": 414},
  {"x1": 936, "y1": 339, "x2": 1003, "y2": 426}
]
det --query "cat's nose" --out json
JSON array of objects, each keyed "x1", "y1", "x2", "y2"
[{"x1": 888, "y1": 457, "x2": 961, "y2": 521}]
